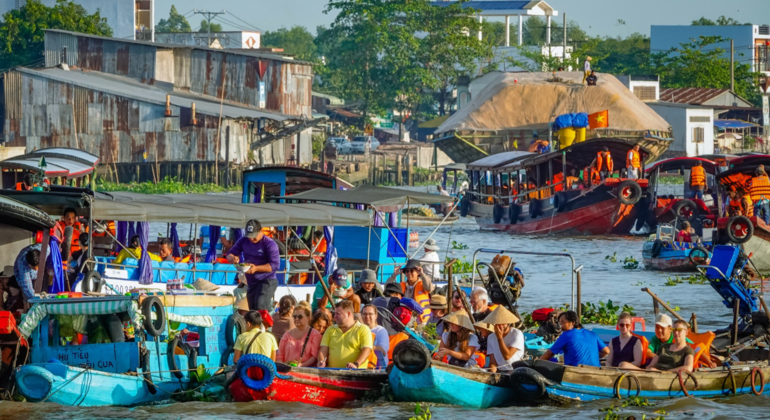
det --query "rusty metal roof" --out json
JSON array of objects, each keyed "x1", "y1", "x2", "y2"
[
  {"x1": 17, "y1": 67, "x2": 294, "y2": 122},
  {"x1": 659, "y1": 88, "x2": 729, "y2": 105}
]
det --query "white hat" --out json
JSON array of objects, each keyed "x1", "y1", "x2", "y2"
[
  {"x1": 424, "y1": 238, "x2": 440, "y2": 251},
  {"x1": 655, "y1": 313, "x2": 673, "y2": 328}
]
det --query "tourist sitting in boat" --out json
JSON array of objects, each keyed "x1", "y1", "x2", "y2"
[
  {"x1": 277, "y1": 304, "x2": 322, "y2": 367},
  {"x1": 567, "y1": 169, "x2": 580, "y2": 190},
  {"x1": 728, "y1": 190, "x2": 754, "y2": 217},
  {"x1": 384, "y1": 283, "x2": 404, "y2": 299},
  {"x1": 450, "y1": 289, "x2": 467, "y2": 313},
  {"x1": 355, "y1": 269, "x2": 383, "y2": 306},
  {"x1": 750, "y1": 165, "x2": 770, "y2": 224},
  {"x1": 310, "y1": 310, "x2": 332, "y2": 335},
  {"x1": 317, "y1": 300, "x2": 373, "y2": 369},
  {"x1": 158, "y1": 238, "x2": 175, "y2": 262},
  {"x1": 416, "y1": 239, "x2": 441, "y2": 281},
  {"x1": 436, "y1": 311, "x2": 479, "y2": 367},
  {"x1": 52, "y1": 207, "x2": 84, "y2": 254},
  {"x1": 311, "y1": 231, "x2": 327, "y2": 257},
  {"x1": 226, "y1": 219, "x2": 281, "y2": 311},
  {"x1": 473, "y1": 321, "x2": 494, "y2": 358},
  {"x1": 362, "y1": 304, "x2": 390, "y2": 368},
  {"x1": 646, "y1": 319, "x2": 695, "y2": 373},
  {"x1": 313, "y1": 268, "x2": 361, "y2": 313},
  {"x1": 645, "y1": 314, "x2": 695, "y2": 364},
  {"x1": 470, "y1": 288, "x2": 493, "y2": 352},
  {"x1": 677, "y1": 221, "x2": 696, "y2": 243},
  {"x1": 67, "y1": 233, "x2": 90, "y2": 285},
  {"x1": 233, "y1": 310, "x2": 279, "y2": 363},
  {"x1": 606, "y1": 312, "x2": 644, "y2": 369},
  {"x1": 539, "y1": 311, "x2": 609, "y2": 367},
  {"x1": 385, "y1": 260, "x2": 433, "y2": 323},
  {"x1": 272, "y1": 295, "x2": 296, "y2": 343},
  {"x1": 114, "y1": 235, "x2": 162, "y2": 264},
  {"x1": 484, "y1": 306, "x2": 525, "y2": 373},
  {"x1": 426, "y1": 295, "x2": 448, "y2": 336}
]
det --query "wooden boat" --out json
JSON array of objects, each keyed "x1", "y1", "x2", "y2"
[
  {"x1": 462, "y1": 139, "x2": 652, "y2": 236},
  {"x1": 228, "y1": 354, "x2": 387, "y2": 408},
  {"x1": 509, "y1": 359, "x2": 770, "y2": 404},
  {"x1": 642, "y1": 224, "x2": 712, "y2": 272}
]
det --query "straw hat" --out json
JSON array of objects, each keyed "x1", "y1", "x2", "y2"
[
  {"x1": 441, "y1": 310, "x2": 474, "y2": 331},
  {"x1": 481, "y1": 305, "x2": 520, "y2": 325},
  {"x1": 586, "y1": 56, "x2": 593, "y2": 61},
  {"x1": 474, "y1": 321, "x2": 494, "y2": 333},
  {"x1": 427, "y1": 295, "x2": 447, "y2": 310},
  {"x1": 193, "y1": 278, "x2": 220, "y2": 292},
  {"x1": 424, "y1": 238, "x2": 440, "y2": 251},
  {"x1": 235, "y1": 298, "x2": 249, "y2": 311}
]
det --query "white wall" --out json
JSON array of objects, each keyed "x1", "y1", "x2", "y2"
[
  {"x1": 156, "y1": 32, "x2": 261, "y2": 49},
  {"x1": 685, "y1": 108, "x2": 715, "y2": 157},
  {"x1": 648, "y1": 103, "x2": 714, "y2": 156}
]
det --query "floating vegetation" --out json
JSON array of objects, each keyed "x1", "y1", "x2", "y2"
[{"x1": 663, "y1": 274, "x2": 709, "y2": 286}]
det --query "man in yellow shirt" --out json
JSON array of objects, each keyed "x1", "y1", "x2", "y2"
[
  {"x1": 233, "y1": 311, "x2": 278, "y2": 362},
  {"x1": 318, "y1": 300, "x2": 373, "y2": 369},
  {"x1": 114, "y1": 235, "x2": 162, "y2": 264}
]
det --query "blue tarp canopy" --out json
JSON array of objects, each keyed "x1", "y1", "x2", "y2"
[{"x1": 715, "y1": 120, "x2": 759, "y2": 129}]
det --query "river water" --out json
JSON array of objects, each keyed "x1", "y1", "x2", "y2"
[{"x1": 5, "y1": 190, "x2": 770, "y2": 418}]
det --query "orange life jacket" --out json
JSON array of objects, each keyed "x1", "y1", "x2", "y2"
[
  {"x1": 630, "y1": 332, "x2": 649, "y2": 366},
  {"x1": 597, "y1": 152, "x2": 614, "y2": 172},
  {"x1": 553, "y1": 173, "x2": 564, "y2": 192},
  {"x1": 92, "y1": 221, "x2": 116, "y2": 237},
  {"x1": 591, "y1": 168, "x2": 601, "y2": 185},
  {"x1": 743, "y1": 196, "x2": 754, "y2": 217},
  {"x1": 750, "y1": 175, "x2": 770, "y2": 202},
  {"x1": 400, "y1": 281, "x2": 431, "y2": 323},
  {"x1": 15, "y1": 182, "x2": 25, "y2": 191},
  {"x1": 367, "y1": 332, "x2": 379, "y2": 369},
  {"x1": 729, "y1": 197, "x2": 743, "y2": 215},
  {"x1": 388, "y1": 332, "x2": 409, "y2": 361},
  {"x1": 627, "y1": 149, "x2": 641, "y2": 169},
  {"x1": 690, "y1": 165, "x2": 706, "y2": 187},
  {"x1": 527, "y1": 184, "x2": 538, "y2": 200},
  {"x1": 52, "y1": 221, "x2": 83, "y2": 253}
]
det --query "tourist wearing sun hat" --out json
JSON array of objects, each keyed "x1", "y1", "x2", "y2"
[
  {"x1": 426, "y1": 295, "x2": 448, "y2": 335},
  {"x1": 482, "y1": 306, "x2": 524, "y2": 372},
  {"x1": 436, "y1": 310, "x2": 479, "y2": 367},
  {"x1": 385, "y1": 259, "x2": 433, "y2": 324},
  {"x1": 193, "y1": 278, "x2": 220, "y2": 292},
  {"x1": 417, "y1": 238, "x2": 441, "y2": 281}
]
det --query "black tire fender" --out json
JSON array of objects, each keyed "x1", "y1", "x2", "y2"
[
  {"x1": 651, "y1": 239, "x2": 664, "y2": 258},
  {"x1": 688, "y1": 246, "x2": 710, "y2": 266},
  {"x1": 460, "y1": 195, "x2": 470, "y2": 217},
  {"x1": 493, "y1": 203, "x2": 503, "y2": 224},
  {"x1": 553, "y1": 191, "x2": 568, "y2": 212},
  {"x1": 140, "y1": 349, "x2": 156, "y2": 395},
  {"x1": 220, "y1": 345, "x2": 235, "y2": 367},
  {"x1": 508, "y1": 204, "x2": 520, "y2": 225},
  {"x1": 81, "y1": 270, "x2": 103, "y2": 294},
  {"x1": 225, "y1": 313, "x2": 247, "y2": 347},
  {"x1": 167, "y1": 336, "x2": 197, "y2": 379},
  {"x1": 726, "y1": 216, "x2": 754, "y2": 244},
  {"x1": 673, "y1": 199, "x2": 699, "y2": 222},
  {"x1": 142, "y1": 297, "x2": 166, "y2": 337},
  {"x1": 392, "y1": 339, "x2": 431, "y2": 375},
  {"x1": 617, "y1": 181, "x2": 643, "y2": 205},
  {"x1": 529, "y1": 199, "x2": 541, "y2": 219},
  {"x1": 510, "y1": 366, "x2": 548, "y2": 399}
]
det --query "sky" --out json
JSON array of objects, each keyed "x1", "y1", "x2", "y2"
[{"x1": 155, "y1": 0, "x2": 770, "y2": 37}]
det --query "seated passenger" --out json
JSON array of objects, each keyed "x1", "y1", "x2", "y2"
[
  {"x1": 483, "y1": 306, "x2": 525, "y2": 373},
  {"x1": 607, "y1": 312, "x2": 644, "y2": 369},
  {"x1": 646, "y1": 319, "x2": 694, "y2": 373},
  {"x1": 277, "y1": 304, "x2": 321, "y2": 367},
  {"x1": 645, "y1": 314, "x2": 693, "y2": 362},
  {"x1": 361, "y1": 304, "x2": 390, "y2": 368},
  {"x1": 426, "y1": 295, "x2": 448, "y2": 336},
  {"x1": 436, "y1": 311, "x2": 478, "y2": 367},
  {"x1": 310, "y1": 310, "x2": 332, "y2": 335},
  {"x1": 677, "y1": 221, "x2": 695, "y2": 243},
  {"x1": 317, "y1": 300, "x2": 373, "y2": 369},
  {"x1": 355, "y1": 269, "x2": 383, "y2": 305},
  {"x1": 233, "y1": 310, "x2": 278, "y2": 363},
  {"x1": 158, "y1": 238, "x2": 175, "y2": 262},
  {"x1": 114, "y1": 235, "x2": 162, "y2": 264},
  {"x1": 312, "y1": 268, "x2": 361, "y2": 313},
  {"x1": 539, "y1": 310, "x2": 609, "y2": 367},
  {"x1": 272, "y1": 295, "x2": 296, "y2": 343},
  {"x1": 312, "y1": 231, "x2": 327, "y2": 255}
]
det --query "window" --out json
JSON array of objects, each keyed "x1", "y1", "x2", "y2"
[
  {"x1": 692, "y1": 127, "x2": 705, "y2": 143},
  {"x1": 633, "y1": 86, "x2": 656, "y2": 101},
  {"x1": 689, "y1": 116, "x2": 710, "y2": 123}
]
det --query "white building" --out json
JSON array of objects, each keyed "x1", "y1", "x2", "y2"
[
  {"x1": 0, "y1": 0, "x2": 153, "y2": 41},
  {"x1": 156, "y1": 31, "x2": 261, "y2": 49},
  {"x1": 615, "y1": 75, "x2": 660, "y2": 102},
  {"x1": 647, "y1": 102, "x2": 714, "y2": 157},
  {"x1": 651, "y1": 24, "x2": 770, "y2": 75}
]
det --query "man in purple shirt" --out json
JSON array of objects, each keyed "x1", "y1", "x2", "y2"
[{"x1": 226, "y1": 219, "x2": 281, "y2": 311}]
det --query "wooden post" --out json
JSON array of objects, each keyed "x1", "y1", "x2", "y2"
[
  {"x1": 407, "y1": 155, "x2": 414, "y2": 186},
  {"x1": 576, "y1": 270, "x2": 582, "y2": 322},
  {"x1": 732, "y1": 299, "x2": 740, "y2": 345},
  {"x1": 690, "y1": 313, "x2": 698, "y2": 333},
  {"x1": 135, "y1": 164, "x2": 140, "y2": 182},
  {"x1": 396, "y1": 156, "x2": 403, "y2": 186}
]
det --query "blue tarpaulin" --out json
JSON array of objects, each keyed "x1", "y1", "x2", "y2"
[
  {"x1": 572, "y1": 113, "x2": 589, "y2": 128},
  {"x1": 715, "y1": 120, "x2": 759, "y2": 129},
  {"x1": 170, "y1": 223, "x2": 181, "y2": 258},
  {"x1": 553, "y1": 113, "x2": 589, "y2": 130}
]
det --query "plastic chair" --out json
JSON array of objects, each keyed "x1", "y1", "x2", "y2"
[{"x1": 687, "y1": 330, "x2": 715, "y2": 368}]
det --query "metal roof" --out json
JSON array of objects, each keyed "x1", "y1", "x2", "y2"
[
  {"x1": 0, "y1": 195, "x2": 55, "y2": 231},
  {"x1": 714, "y1": 119, "x2": 760, "y2": 129},
  {"x1": 467, "y1": 151, "x2": 534, "y2": 170},
  {"x1": 17, "y1": 67, "x2": 293, "y2": 122},
  {"x1": 278, "y1": 185, "x2": 456, "y2": 210},
  {"x1": 659, "y1": 88, "x2": 729, "y2": 105},
  {"x1": 433, "y1": 1, "x2": 557, "y2": 15},
  {"x1": 28, "y1": 148, "x2": 99, "y2": 167},
  {"x1": 645, "y1": 157, "x2": 717, "y2": 174},
  {"x1": 0, "y1": 148, "x2": 99, "y2": 179}
]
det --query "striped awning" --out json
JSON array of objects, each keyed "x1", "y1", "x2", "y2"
[{"x1": 19, "y1": 299, "x2": 141, "y2": 338}]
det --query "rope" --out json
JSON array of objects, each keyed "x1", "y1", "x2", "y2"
[
  {"x1": 751, "y1": 367, "x2": 765, "y2": 395},
  {"x1": 40, "y1": 367, "x2": 91, "y2": 403},
  {"x1": 725, "y1": 367, "x2": 737, "y2": 395},
  {"x1": 134, "y1": 368, "x2": 221, "y2": 396}
]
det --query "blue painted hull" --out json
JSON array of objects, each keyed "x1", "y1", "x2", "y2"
[
  {"x1": 389, "y1": 363, "x2": 517, "y2": 409},
  {"x1": 15, "y1": 362, "x2": 189, "y2": 407}
]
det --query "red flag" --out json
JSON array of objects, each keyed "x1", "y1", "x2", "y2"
[{"x1": 588, "y1": 110, "x2": 609, "y2": 129}]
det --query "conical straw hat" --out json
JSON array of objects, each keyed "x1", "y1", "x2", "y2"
[
  {"x1": 193, "y1": 278, "x2": 220, "y2": 292},
  {"x1": 481, "y1": 305, "x2": 520, "y2": 325},
  {"x1": 441, "y1": 310, "x2": 474, "y2": 331},
  {"x1": 235, "y1": 298, "x2": 249, "y2": 311},
  {"x1": 473, "y1": 321, "x2": 494, "y2": 333}
]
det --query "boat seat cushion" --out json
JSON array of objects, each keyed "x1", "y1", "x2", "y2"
[{"x1": 706, "y1": 246, "x2": 740, "y2": 279}]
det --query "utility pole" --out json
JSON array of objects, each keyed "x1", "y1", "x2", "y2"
[
  {"x1": 730, "y1": 39, "x2": 735, "y2": 92},
  {"x1": 563, "y1": 13, "x2": 567, "y2": 69},
  {"x1": 193, "y1": 9, "x2": 225, "y2": 47}
]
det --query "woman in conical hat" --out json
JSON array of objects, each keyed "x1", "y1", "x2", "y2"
[
  {"x1": 482, "y1": 306, "x2": 525, "y2": 373},
  {"x1": 436, "y1": 310, "x2": 478, "y2": 367}
]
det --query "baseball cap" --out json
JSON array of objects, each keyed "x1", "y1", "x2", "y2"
[
  {"x1": 245, "y1": 219, "x2": 261, "y2": 238},
  {"x1": 331, "y1": 268, "x2": 350, "y2": 287},
  {"x1": 655, "y1": 313, "x2": 673, "y2": 328}
]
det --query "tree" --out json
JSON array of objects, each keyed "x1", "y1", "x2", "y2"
[
  {"x1": 156, "y1": 5, "x2": 191, "y2": 33},
  {"x1": 262, "y1": 26, "x2": 317, "y2": 61},
  {"x1": 199, "y1": 20, "x2": 222, "y2": 33},
  {"x1": 692, "y1": 16, "x2": 750, "y2": 26},
  {"x1": 0, "y1": 0, "x2": 112, "y2": 69},
  {"x1": 590, "y1": 33, "x2": 651, "y2": 76}
]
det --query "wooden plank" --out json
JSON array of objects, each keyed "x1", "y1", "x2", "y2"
[{"x1": 138, "y1": 294, "x2": 235, "y2": 308}]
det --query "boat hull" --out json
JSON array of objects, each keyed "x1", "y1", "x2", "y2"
[
  {"x1": 641, "y1": 241, "x2": 703, "y2": 272},
  {"x1": 388, "y1": 362, "x2": 517, "y2": 409}
]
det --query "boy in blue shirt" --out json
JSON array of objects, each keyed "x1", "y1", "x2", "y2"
[{"x1": 539, "y1": 311, "x2": 609, "y2": 367}]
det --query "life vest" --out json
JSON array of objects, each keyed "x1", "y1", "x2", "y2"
[
  {"x1": 312, "y1": 238, "x2": 328, "y2": 253},
  {"x1": 597, "y1": 152, "x2": 614, "y2": 172},
  {"x1": 176, "y1": 255, "x2": 192, "y2": 263},
  {"x1": 750, "y1": 175, "x2": 770, "y2": 202},
  {"x1": 93, "y1": 221, "x2": 116, "y2": 237},
  {"x1": 590, "y1": 168, "x2": 601, "y2": 185},
  {"x1": 400, "y1": 281, "x2": 431, "y2": 323},
  {"x1": 566, "y1": 176, "x2": 579, "y2": 189},
  {"x1": 52, "y1": 221, "x2": 83, "y2": 253},
  {"x1": 742, "y1": 196, "x2": 754, "y2": 217},
  {"x1": 15, "y1": 182, "x2": 25, "y2": 191},
  {"x1": 630, "y1": 332, "x2": 649, "y2": 366},
  {"x1": 690, "y1": 165, "x2": 706, "y2": 188},
  {"x1": 729, "y1": 197, "x2": 743, "y2": 215},
  {"x1": 553, "y1": 173, "x2": 564, "y2": 192},
  {"x1": 388, "y1": 332, "x2": 409, "y2": 361},
  {"x1": 627, "y1": 149, "x2": 641, "y2": 169},
  {"x1": 438, "y1": 351, "x2": 486, "y2": 368},
  {"x1": 366, "y1": 332, "x2": 379, "y2": 369},
  {"x1": 527, "y1": 184, "x2": 538, "y2": 200}
]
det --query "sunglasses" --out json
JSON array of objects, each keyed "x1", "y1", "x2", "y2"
[
  {"x1": 674, "y1": 328, "x2": 688, "y2": 332},
  {"x1": 292, "y1": 314, "x2": 305, "y2": 319},
  {"x1": 618, "y1": 323, "x2": 631, "y2": 328},
  {"x1": 453, "y1": 296, "x2": 462, "y2": 300}
]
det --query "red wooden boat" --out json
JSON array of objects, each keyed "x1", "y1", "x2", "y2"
[{"x1": 228, "y1": 355, "x2": 387, "y2": 408}]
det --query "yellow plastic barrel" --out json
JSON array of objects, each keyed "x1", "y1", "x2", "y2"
[
  {"x1": 559, "y1": 128, "x2": 576, "y2": 147},
  {"x1": 575, "y1": 127, "x2": 587, "y2": 143}
]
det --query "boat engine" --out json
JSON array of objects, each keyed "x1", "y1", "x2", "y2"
[{"x1": 476, "y1": 255, "x2": 525, "y2": 326}]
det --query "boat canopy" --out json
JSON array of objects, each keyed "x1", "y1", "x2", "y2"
[
  {"x1": 0, "y1": 195, "x2": 55, "y2": 231},
  {"x1": 277, "y1": 185, "x2": 456, "y2": 212},
  {"x1": 19, "y1": 297, "x2": 142, "y2": 338},
  {"x1": 645, "y1": 157, "x2": 718, "y2": 173},
  {"x1": 716, "y1": 154, "x2": 770, "y2": 189},
  {"x1": 0, "y1": 148, "x2": 99, "y2": 179},
  {"x1": 442, "y1": 163, "x2": 467, "y2": 171},
  {"x1": 467, "y1": 151, "x2": 534, "y2": 171}
]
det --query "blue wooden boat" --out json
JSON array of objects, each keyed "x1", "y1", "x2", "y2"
[
  {"x1": 15, "y1": 294, "x2": 235, "y2": 407},
  {"x1": 642, "y1": 224, "x2": 712, "y2": 272}
]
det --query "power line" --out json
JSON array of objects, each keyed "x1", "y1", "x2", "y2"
[
  {"x1": 225, "y1": 11, "x2": 262, "y2": 32},
  {"x1": 193, "y1": 9, "x2": 225, "y2": 47}
]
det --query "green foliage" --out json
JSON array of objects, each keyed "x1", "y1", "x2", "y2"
[
  {"x1": 199, "y1": 20, "x2": 222, "y2": 33},
  {"x1": 599, "y1": 397, "x2": 664, "y2": 420},
  {"x1": 519, "y1": 311, "x2": 538, "y2": 331},
  {"x1": 578, "y1": 300, "x2": 635, "y2": 325},
  {"x1": 312, "y1": 133, "x2": 326, "y2": 159},
  {"x1": 0, "y1": 0, "x2": 112, "y2": 69},
  {"x1": 692, "y1": 16, "x2": 750, "y2": 26},
  {"x1": 405, "y1": 207, "x2": 436, "y2": 217},
  {"x1": 451, "y1": 241, "x2": 469, "y2": 250},
  {"x1": 156, "y1": 5, "x2": 191, "y2": 33},
  {"x1": 97, "y1": 176, "x2": 239, "y2": 194},
  {"x1": 421, "y1": 322, "x2": 440, "y2": 346},
  {"x1": 410, "y1": 403, "x2": 432, "y2": 420},
  {"x1": 263, "y1": 26, "x2": 318, "y2": 61},
  {"x1": 658, "y1": 175, "x2": 684, "y2": 185},
  {"x1": 622, "y1": 256, "x2": 639, "y2": 270},
  {"x1": 663, "y1": 274, "x2": 709, "y2": 286},
  {"x1": 590, "y1": 33, "x2": 651, "y2": 76},
  {"x1": 190, "y1": 364, "x2": 212, "y2": 384},
  {"x1": 441, "y1": 256, "x2": 474, "y2": 274},
  {"x1": 605, "y1": 252, "x2": 618, "y2": 263}
]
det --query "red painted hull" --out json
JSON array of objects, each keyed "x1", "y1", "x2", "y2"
[
  {"x1": 477, "y1": 199, "x2": 637, "y2": 235},
  {"x1": 229, "y1": 368, "x2": 386, "y2": 408}
]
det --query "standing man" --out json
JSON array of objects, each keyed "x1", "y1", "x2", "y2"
[
  {"x1": 53, "y1": 207, "x2": 83, "y2": 254},
  {"x1": 417, "y1": 239, "x2": 441, "y2": 281},
  {"x1": 318, "y1": 300, "x2": 373, "y2": 369},
  {"x1": 626, "y1": 144, "x2": 642, "y2": 180},
  {"x1": 749, "y1": 165, "x2": 770, "y2": 224},
  {"x1": 226, "y1": 219, "x2": 281, "y2": 311},
  {"x1": 596, "y1": 146, "x2": 614, "y2": 181},
  {"x1": 690, "y1": 161, "x2": 706, "y2": 200},
  {"x1": 582, "y1": 56, "x2": 592, "y2": 85},
  {"x1": 386, "y1": 260, "x2": 432, "y2": 323}
]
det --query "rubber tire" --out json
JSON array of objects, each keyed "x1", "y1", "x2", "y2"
[
  {"x1": 529, "y1": 199, "x2": 541, "y2": 219},
  {"x1": 726, "y1": 216, "x2": 754, "y2": 244},
  {"x1": 673, "y1": 199, "x2": 699, "y2": 222},
  {"x1": 140, "y1": 350, "x2": 157, "y2": 395},
  {"x1": 508, "y1": 204, "x2": 520, "y2": 225},
  {"x1": 225, "y1": 313, "x2": 247, "y2": 347},
  {"x1": 493, "y1": 203, "x2": 503, "y2": 224},
  {"x1": 510, "y1": 366, "x2": 548, "y2": 399},
  {"x1": 81, "y1": 270, "x2": 103, "y2": 294},
  {"x1": 460, "y1": 195, "x2": 470, "y2": 217},
  {"x1": 220, "y1": 345, "x2": 235, "y2": 367},
  {"x1": 15, "y1": 365, "x2": 55, "y2": 402},
  {"x1": 553, "y1": 191, "x2": 568, "y2": 212},
  {"x1": 100, "y1": 314, "x2": 125, "y2": 343},
  {"x1": 651, "y1": 239, "x2": 664, "y2": 258},
  {"x1": 167, "y1": 336, "x2": 197, "y2": 379},
  {"x1": 688, "y1": 246, "x2": 710, "y2": 266},
  {"x1": 142, "y1": 297, "x2": 166, "y2": 337},
  {"x1": 392, "y1": 339, "x2": 431, "y2": 375},
  {"x1": 237, "y1": 353, "x2": 277, "y2": 392},
  {"x1": 617, "y1": 181, "x2": 643, "y2": 205}
]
